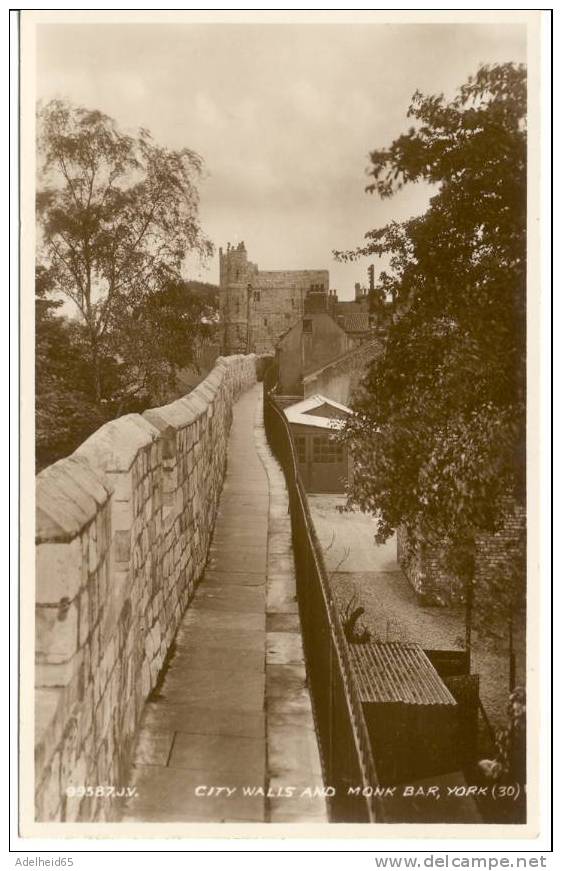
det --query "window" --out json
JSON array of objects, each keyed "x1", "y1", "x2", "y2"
[
  {"x1": 303, "y1": 318, "x2": 312, "y2": 333},
  {"x1": 253, "y1": 290, "x2": 261, "y2": 302},
  {"x1": 294, "y1": 435, "x2": 306, "y2": 464},
  {"x1": 285, "y1": 313, "x2": 291, "y2": 320},
  {"x1": 312, "y1": 435, "x2": 344, "y2": 464},
  {"x1": 264, "y1": 318, "x2": 268, "y2": 326}
]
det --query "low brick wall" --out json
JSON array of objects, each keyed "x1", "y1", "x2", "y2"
[
  {"x1": 35, "y1": 354, "x2": 261, "y2": 822},
  {"x1": 397, "y1": 503, "x2": 526, "y2": 607}
]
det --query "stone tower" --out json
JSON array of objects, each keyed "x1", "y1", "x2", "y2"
[
  {"x1": 219, "y1": 240, "x2": 330, "y2": 356},
  {"x1": 219, "y1": 242, "x2": 258, "y2": 354}
]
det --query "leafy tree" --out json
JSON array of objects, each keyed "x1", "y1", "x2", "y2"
[
  {"x1": 106, "y1": 279, "x2": 213, "y2": 414},
  {"x1": 335, "y1": 64, "x2": 526, "y2": 667},
  {"x1": 36, "y1": 267, "x2": 217, "y2": 467},
  {"x1": 35, "y1": 266, "x2": 109, "y2": 470},
  {"x1": 37, "y1": 99, "x2": 212, "y2": 403}
]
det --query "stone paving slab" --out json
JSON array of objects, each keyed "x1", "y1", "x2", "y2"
[
  {"x1": 124, "y1": 766, "x2": 266, "y2": 822},
  {"x1": 202, "y1": 570, "x2": 266, "y2": 588},
  {"x1": 141, "y1": 704, "x2": 266, "y2": 738},
  {"x1": 266, "y1": 613, "x2": 301, "y2": 633},
  {"x1": 266, "y1": 632, "x2": 306, "y2": 666},
  {"x1": 175, "y1": 625, "x2": 266, "y2": 652},
  {"x1": 121, "y1": 384, "x2": 326, "y2": 826},
  {"x1": 266, "y1": 576, "x2": 298, "y2": 614},
  {"x1": 268, "y1": 725, "x2": 323, "y2": 778},
  {"x1": 179, "y1": 609, "x2": 266, "y2": 633},
  {"x1": 169, "y1": 732, "x2": 266, "y2": 777},
  {"x1": 165, "y1": 644, "x2": 265, "y2": 674},
  {"x1": 133, "y1": 731, "x2": 175, "y2": 766},
  {"x1": 155, "y1": 668, "x2": 266, "y2": 711},
  {"x1": 191, "y1": 585, "x2": 266, "y2": 613},
  {"x1": 206, "y1": 551, "x2": 267, "y2": 574}
]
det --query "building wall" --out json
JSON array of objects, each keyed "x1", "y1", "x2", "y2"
[
  {"x1": 35, "y1": 354, "x2": 264, "y2": 822},
  {"x1": 219, "y1": 241, "x2": 329, "y2": 355},
  {"x1": 277, "y1": 313, "x2": 351, "y2": 395},
  {"x1": 290, "y1": 421, "x2": 350, "y2": 494},
  {"x1": 303, "y1": 335, "x2": 386, "y2": 406}
]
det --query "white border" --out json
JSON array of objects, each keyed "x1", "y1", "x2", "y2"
[{"x1": 10, "y1": 6, "x2": 552, "y2": 856}]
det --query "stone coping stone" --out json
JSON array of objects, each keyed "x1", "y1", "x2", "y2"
[
  {"x1": 74, "y1": 414, "x2": 160, "y2": 474},
  {"x1": 36, "y1": 455, "x2": 112, "y2": 543}
]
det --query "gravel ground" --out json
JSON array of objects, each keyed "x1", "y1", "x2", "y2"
[{"x1": 308, "y1": 495, "x2": 525, "y2": 730}]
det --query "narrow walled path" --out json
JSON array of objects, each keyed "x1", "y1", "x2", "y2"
[{"x1": 120, "y1": 384, "x2": 326, "y2": 823}]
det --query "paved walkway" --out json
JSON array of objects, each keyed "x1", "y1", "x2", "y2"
[{"x1": 121, "y1": 384, "x2": 326, "y2": 824}]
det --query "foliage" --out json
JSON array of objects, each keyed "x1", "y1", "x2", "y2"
[
  {"x1": 35, "y1": 100, "x2": 218, "y2": 467},
  {"x1": 35, "y1": 266, "x2": 110, "y2": 470},
  {"x1": 335, "y1": 64, "x2": 527, "y2": 653},
  {"x1": 479, "y1": 686, "x2": 526, "y2": 783},
  {"x1": 37, "y1": 99, "x2": 213, "y2": 403},
  {"x1": 106, "y1": 279, "x2": 213, "y2": 412}
]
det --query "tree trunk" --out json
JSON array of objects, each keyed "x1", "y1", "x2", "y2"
[
  {"x1": 89, "y1": 333, "x2": 103, "y2": 405},
  {"x1": 460, "y1": 541, "x2": 476, "y2": 674}
]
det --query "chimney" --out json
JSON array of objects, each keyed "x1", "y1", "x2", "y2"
[{"x1": 355, "y1": 282, "x2": 362, "y2": 301}]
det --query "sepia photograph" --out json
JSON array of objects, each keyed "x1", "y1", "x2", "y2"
[{"x1": 16, "y1": 9, "x2": 548, "y2": 841}]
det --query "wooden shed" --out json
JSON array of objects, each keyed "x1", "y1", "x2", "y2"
[
  {"x1": 349, "y1": 641, "x2": 462, "y2": 785},
  {"x1": 283, "y1": 394, "x2": 352, "y2": 493}
]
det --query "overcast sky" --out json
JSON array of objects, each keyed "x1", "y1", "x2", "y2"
[{"x1": 36, "y1": 21, "x2": 526, "y2": 299}]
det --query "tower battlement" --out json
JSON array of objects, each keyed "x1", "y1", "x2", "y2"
[{"x1": 219, "y1": 241, "x2": 329, "y2": 355}]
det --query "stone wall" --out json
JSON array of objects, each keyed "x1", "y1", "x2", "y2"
[
  {"x1": 219, "y1": 241, "x2": 330, "y2": 355},
  {"x1": 35, "y1": 354, "x2": 262, "y2": 822}
]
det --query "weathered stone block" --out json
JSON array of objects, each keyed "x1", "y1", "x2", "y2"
[
  {"x1": 112, "y1": 499, "x2": 133, "y2": 532},
  {"x1": 36, "y1": 539, "x2": 84, "y2": 604},
  {"x1": 36, "y1": 600, "x2": 79, "y2": 665},
  {"x1": 114, "y1": 529, "x2": 131, "y2": 564}
]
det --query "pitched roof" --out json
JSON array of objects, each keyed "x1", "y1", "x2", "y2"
[
  {"x1": 336, "y1": 300, "x2": 369, "y2": 315},
  {"x1": 349, "y1": 641, "x2": 457, "y2": 706},
  {"x1": 342, "y1": 312, "x2": 371, "y2": 333},
  {"x1": 283, "y1": 394, "x2": 353, "y2": 430},
  {"x1": 303, "y1": 335, "x2": 382, "y2": 380}
]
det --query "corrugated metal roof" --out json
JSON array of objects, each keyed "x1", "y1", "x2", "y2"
[{"x1": 349, "y1": 641, "x2": 457, "y2": 707}]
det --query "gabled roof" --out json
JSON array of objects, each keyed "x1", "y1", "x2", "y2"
[{"x1": 283, "y1": 394, "x2": 353, "y2": 430}]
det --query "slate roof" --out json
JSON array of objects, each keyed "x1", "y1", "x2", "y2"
[
  {"x1": 349, "y1": 641, "x2": 457, "y2": 706},
  {"x1": 342, "y1": 312, "x2": 371, "y2": 333}
]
